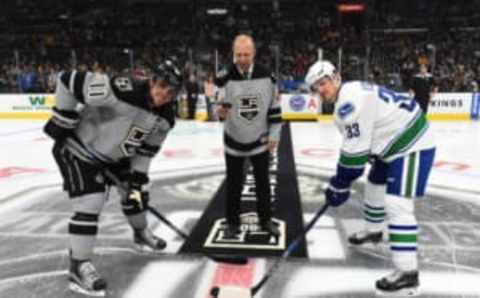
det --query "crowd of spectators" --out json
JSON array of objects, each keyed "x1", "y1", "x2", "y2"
[{"x1": 1, "y1": 0, "x2": 480, "y2": 93}]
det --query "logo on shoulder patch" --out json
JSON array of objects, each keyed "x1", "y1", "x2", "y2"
[{"x1": 338, "y1": 102, "x2": 355, "y2": 119}]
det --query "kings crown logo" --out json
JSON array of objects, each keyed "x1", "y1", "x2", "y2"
[{"x1": 237, "y1": 94, "x2": 261, "y2": 122}]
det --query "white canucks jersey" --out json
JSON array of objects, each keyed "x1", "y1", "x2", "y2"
[{"x1": 333, "y1": 81, "x2": 435, "y2": 168}]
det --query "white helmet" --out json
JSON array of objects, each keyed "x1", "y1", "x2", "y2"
[{"x1": 305, "y1": 60, "x2": 340, "y2": 89}]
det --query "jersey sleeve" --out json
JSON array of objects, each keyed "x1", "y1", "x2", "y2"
[
  {"x1": 267, "y1": 82, "x2": 282, "y2": 142},
  {"x1": 333, "y1": 83, "x2": 376, "y2": 184},
  {"x1": 216, "y1": 87, "x2": 226, "y2": 102},
  {"x1": 45, "y1": 71, "x2": 89, "y2": 136},
  {"x1": 56, "y1": 71, "x2": 113, "y2": 108},
  {"x1": 83, "y1": 73, "x2": 113, "y2": 106},
  {"x1": 55, "y1": 70, "x2": 88, "y2": 110},
  {"x1": 214, "y1": 66, "x2": 231, "y2": 107}
]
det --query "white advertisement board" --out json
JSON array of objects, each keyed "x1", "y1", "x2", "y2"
[
  {"x1": 0, "y1": 94, "x2": 54, "y2": 119},
  {"x1": 428, "y1": 93, "x2": 472, "y2": 118},
  {"x1": 280, "y1": 93, "x2": 320, "y2": 120},
  {"x1": 0, "y1": 92, "x2": 477, "y2": 121}
]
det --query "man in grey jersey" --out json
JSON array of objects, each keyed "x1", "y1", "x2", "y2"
[
  {"x1": 216, "y1": 35, "x2": 282, "y2": 239},
  {"x1": 43, "y1": 60, "x2": 182, "y2": 296}
]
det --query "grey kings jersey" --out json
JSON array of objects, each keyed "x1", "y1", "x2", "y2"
[
  {"x1": 54, "y1": 71, "x2": 175, "y2": 173},
  {"x1": 215, "y1": 64, "x2": 282, "y2": 156}
]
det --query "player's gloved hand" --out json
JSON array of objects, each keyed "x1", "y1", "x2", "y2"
[
  {"x1": 325, "y1": 176, "x2": 351, "y2": 207},
  {"x1": 125, "y1": 172, "x2": 150, "y2": 212},
  {"x1": 43, "y1": 107, "x2": 79, "y2": 142}
]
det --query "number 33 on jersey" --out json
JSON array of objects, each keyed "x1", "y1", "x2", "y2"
[{"x1": 333, "y1": 81, "x2": 435, "y2": 167}]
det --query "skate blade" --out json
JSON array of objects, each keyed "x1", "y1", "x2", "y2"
[
  {"x1": 348, "y1": 242, "x2": 382, "y2": 249},
  {"x1": 376, "y1": 286, "x2": 419, "y2": 297},
  {"x1": 134, "y1": 243, "x2": 166, "y2": 255},
  {"x1": 69, "y1": 281, "x2": 106, "y2": 297}
]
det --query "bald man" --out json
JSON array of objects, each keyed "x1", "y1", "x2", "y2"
[{"x1": 215, "y1": 34, "x2": 282, "y2": 238}]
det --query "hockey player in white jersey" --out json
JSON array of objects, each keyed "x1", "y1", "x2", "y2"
[
  {"x1": 43, "y1": 60, "x2": 182, "y2": 296},
  {"x1": 306, "y1": 61, "x2": 436, "y2": 296}
]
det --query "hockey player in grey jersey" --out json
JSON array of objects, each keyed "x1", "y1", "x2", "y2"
[
  {"x1": 43, "y1": 60, "x2": 182, "y2": 296},
  {"x1": 216, "y1": 35, "x2": 282, "y2": 238}
]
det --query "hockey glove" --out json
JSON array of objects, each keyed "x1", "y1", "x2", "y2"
[
  {"x1": 124, "y1": 172, "x2": 150, "y2": 214},
  {"x1": 325, "y1": 176, "x2": 351, "y2": 207},
  {"x1": 43, "y1": 107, "x2": 80, "y2": 142}
]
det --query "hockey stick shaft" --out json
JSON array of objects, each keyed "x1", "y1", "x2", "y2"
[
  {"x1": 103, "y1": 168, "x2": 248, "y2": 265},
  {"x1": 145, "y1": 204, "x2": 189, "y2": 239},
  {"x1": 251, "y1": 203, "x2": 329, "y2": 295}
]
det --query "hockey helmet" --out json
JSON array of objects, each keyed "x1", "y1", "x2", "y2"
[
  {"x1": 151, "y1": 59, "x2": 183, "y2": 91},
  {"x1": 305, "y1": 60, "x2": 340, "y2": 89}
]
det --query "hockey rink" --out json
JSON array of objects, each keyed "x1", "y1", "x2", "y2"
[{"x1": 0, "y1": 119, "x2": 479, "y2": 298}]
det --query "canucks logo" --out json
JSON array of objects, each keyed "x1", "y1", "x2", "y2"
[
  {"x1": 237, "y1": 94, "x2": 261, "y2": 122},
  {"x1": 337, "y1": 102, "x2": 355, "y2": 119}
]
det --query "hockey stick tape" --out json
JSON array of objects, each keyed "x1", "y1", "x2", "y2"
[{"x1": 211, "y1": 286, "x2": 252, "y2": 298}]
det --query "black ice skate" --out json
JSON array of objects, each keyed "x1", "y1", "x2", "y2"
[
  {"x1": 134, "y1": 228, "x2": 167, "y2": 253},
  {"x1": 348, "y1": 230, "x2": 383, "y2": 245},
  {"x1": 69, "y1": 260, "x2": 107, "y2": 297},
  {"x1": 376, "y1": 270, "x2": 419, "y2": 296}
]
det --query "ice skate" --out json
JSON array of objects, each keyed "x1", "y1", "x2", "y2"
[
  {"x1": 376, "y1": 270, "x2": 419, "y2": 297},
  {"x1": 134, "y1": 228, "x2": 167, "y2": 253},
  {"x1": 348, "y1": 230, "x2": 383, "y2": 245},
  {"x1": 69, "y1": 260, "x2": 107, "y2": 297}
]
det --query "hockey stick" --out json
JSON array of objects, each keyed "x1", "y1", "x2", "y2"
[
  {"x1": 103, "y1": 168, "x2": 248, "y2": 265},
  {"x1": 210, "y1": 202, "x2": 330, "y2": 297}
]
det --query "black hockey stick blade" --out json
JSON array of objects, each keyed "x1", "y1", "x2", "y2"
[
  {"x1": 206, "y1": 253, "x2": 248, "y2": 265},
  {"x1": 210, "y1": 285, "x2": 253, "y2": 298}
]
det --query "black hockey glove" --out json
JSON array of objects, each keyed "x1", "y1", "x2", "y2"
[
  {"x1": 325, "y1": 176, "x2": 351, "y2": 207},
  {"x1": 43, "y1": 107, "x2": 80, "y2": 142},
  {"x1": 124, "y1": 172, "x2": 150, "y2": 214}
]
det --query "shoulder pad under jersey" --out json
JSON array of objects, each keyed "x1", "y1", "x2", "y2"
[{"x1": 84, "y1": 73, "x2": 113, "y2": 105}]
